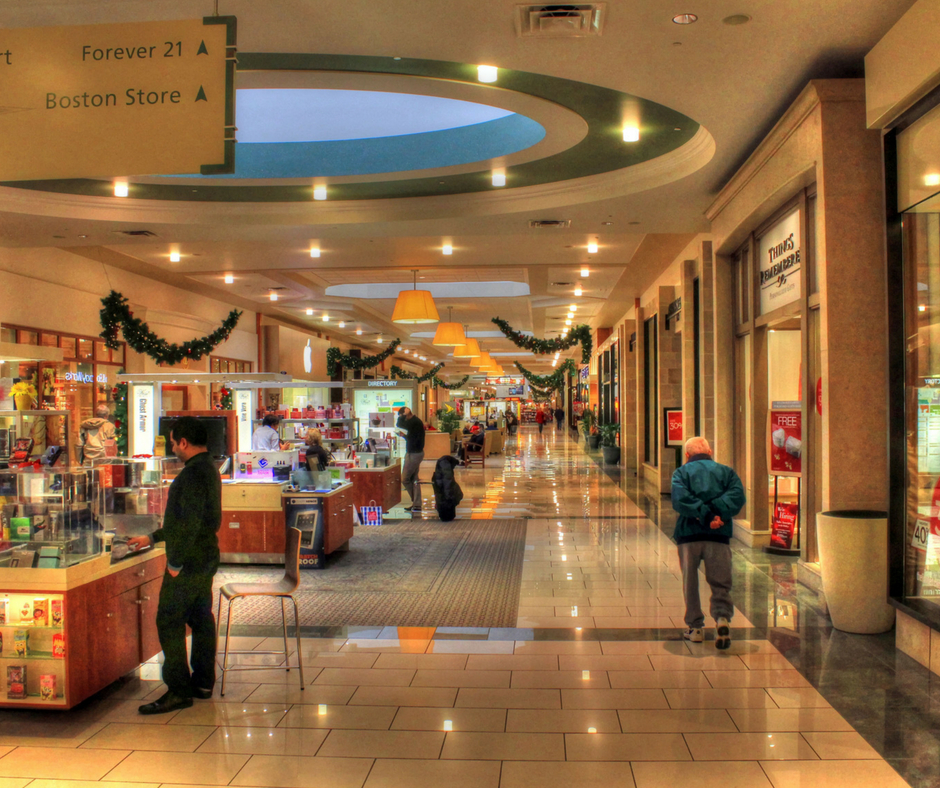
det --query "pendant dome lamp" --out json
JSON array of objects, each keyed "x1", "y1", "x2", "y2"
[
  {"x1": 391, "y1": 270, "x2": 440, "y2": 324},
  {"x1": 472, "y1": 351, "x2": 494, "y2": 369},
  {"x1": 452, "y1": 328, "x2": 481, "y2": 359},
  {"x1": 432, "y1": 306, "x2": 466, "y2": 347}
]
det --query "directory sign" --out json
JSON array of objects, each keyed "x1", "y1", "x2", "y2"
[{"x1": 0, "y1": 17, "x2": 234, "y2": 180}]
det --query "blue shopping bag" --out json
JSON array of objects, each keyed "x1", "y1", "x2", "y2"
[{"x1": 360, "y1": 500, "x2": 383, "y2": 526}]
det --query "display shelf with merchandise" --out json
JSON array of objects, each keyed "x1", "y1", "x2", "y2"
[{"x1": 0, "y1": 466, "x2": 165, "y2": 709}]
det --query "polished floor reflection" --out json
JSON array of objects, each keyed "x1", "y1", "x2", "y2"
[{"x1": 0, "y1": 425, "x2": 925, "y2": 787}]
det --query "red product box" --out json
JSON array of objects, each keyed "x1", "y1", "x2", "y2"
[{"x1": 52, "y1": 633, "x2": 65, "y2": 659}]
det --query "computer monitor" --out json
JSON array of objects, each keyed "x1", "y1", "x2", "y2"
[{"x1": 158, "y1": 416, "x2": 228, "y2": 458}]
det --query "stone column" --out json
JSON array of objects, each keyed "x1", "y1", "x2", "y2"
[
  {"x1": 620, "y1": 319, "x2": 637, "y2": 472},
  {"x1": 658, "y1": 285, "x2": 682, "y2": 493}
]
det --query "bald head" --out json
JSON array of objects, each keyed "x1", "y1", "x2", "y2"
[{"x1": 684, "y1": 436, "x2": 712, "y2": 458}]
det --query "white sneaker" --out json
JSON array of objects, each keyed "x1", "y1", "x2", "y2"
[
  {"x1": 682, "y1": 627, "x2": 704, "y2": 643},
  {"x1": 715, "y1": 617, "x2": 731, "y2": 650}
]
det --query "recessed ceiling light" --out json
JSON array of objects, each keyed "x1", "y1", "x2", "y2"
[
  {"x1": 477, "y1": 65, "x2": 498, "y2": 83},
  {"x1": 313, "y1": 184, "x2": 327, "y2": 201},
  {"x1": 306, "y1": 308, "x2": 313, "y2": 316},
  {"x1": 322, "y1": 314, "x2": 329, "y2": 322},
  {"x1": 672, "y1": 13, "x2": 698, "y2": 24},
  {"x1": 338, "y1": 321, "x2": 345, "y2": 328},
  {"x1": 270, "y1": 292, "x2": 278, "y2": 302},
  {"x1": 588, "y1": 241, "x2": 598, "y2": 254},
  {"x1": 926, "y1": 174, "x2": 940, "y2": 187},
  {"x1": 492, "y1": 169, "x2": 506, "y2": 187},
  {"x1": 723, "y1": 14, "x2": 751, "y2": 25},
  {"x1": 567, "y1": 312, "x2": 574, "y2": 319},
  {"x1": 602, "y1": 221, "x2": 613, "y2": 226},
  {"x1": 356, "y1": 328, "x2": 363, "y2": 335},
  {"x1": 169, "y1": 251, "x2": 180, "y2": 262},
  {"x1": 310, "y1": 247, "x2": 321, "y2": 258},
  {"x1": 377, "y1": 335, "x2": 383, "y2": 343},
  {"x1": 442, "y1": 244, "x2": 453, "y2": 255},
  {"x1": 224, "y1": 274, "x2": 234, "y2": 284},
  {"x1": 623, "y1": 126, "x2": 640, "y2": 142},
  {"x1": 570, "y1": 304, "x2": 577, "y2": 311},
  {"x1": 581, "y1": 267, "x2": 589, "y2": 278},
  {"x1": 113, "y1": 181, "x2": 128, "y2": 197}
]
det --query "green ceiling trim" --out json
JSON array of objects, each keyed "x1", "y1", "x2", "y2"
[{"x1": 3, "y1": 53, "x2": 699, "y2": 202}]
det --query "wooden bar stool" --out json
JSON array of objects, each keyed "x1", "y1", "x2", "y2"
[{"x1": 216, "y1": 527, "x2": 305, "y2": 696}]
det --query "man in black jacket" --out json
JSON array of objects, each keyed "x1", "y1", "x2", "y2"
[
  {"x1": 397, "y1": 407, "x2": 425, "y2": 513},
  {"x1": 128, "y1": 416, "x2": 222, "y2": 714}
]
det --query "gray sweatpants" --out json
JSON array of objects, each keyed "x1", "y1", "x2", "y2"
[
  {"x1": 402, "y1": 451, "x2": 424, "y2": 508},
  {"x1": 678, "y1": 541, "x2": 734, "y2": 628}
]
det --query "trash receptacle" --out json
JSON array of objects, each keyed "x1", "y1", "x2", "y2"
[{"x1": 816, "y1": 510, "x2": 895, "y2": 634}]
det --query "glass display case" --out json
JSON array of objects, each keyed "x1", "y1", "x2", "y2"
[
  {"x1": 0, "y1": 411, "x2": 72, "y2": 468},
  {"x1": 92, "y1": 457, "x2": 172, "y2": 544},
  {"x1": 0, "y1": 466, "x2": 103, "y2": 569}
]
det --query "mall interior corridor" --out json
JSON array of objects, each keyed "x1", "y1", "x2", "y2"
[{"x1": 0, "y1": 426, "x2": 924, "y2": 788}]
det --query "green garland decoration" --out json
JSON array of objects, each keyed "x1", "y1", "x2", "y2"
[
  {"x1": 219, "y1": 386, "x2": 233, "y2": 410},
  {"x1": 391, "y1": 363, "x2": 445, "y2": 383},
  {"x1": 434, "y1": 375, "x2": 470, "y2": 390},
  {"x1": 327, "y1": 339, "x2": 401, "y2": 377},
  {"x1": 515, "y1": 359, "x2": 577, "y2": 391},
  {"x1": 99, "y1": 291, "x2": 242, "y2": 366},
  {"x1": 492, "y1": 317, "x2": 593, "y2": 364},
  {"x1": 111, "y1": 379, "x2": 128, "y2": 455},
  {"x1": 529, "y1": 386, "x2": 555, "y2": 402}
]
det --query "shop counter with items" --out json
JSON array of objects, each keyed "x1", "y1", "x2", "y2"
[{"x1": 0, "y1": 465, "x2": 167, "y2": 709}]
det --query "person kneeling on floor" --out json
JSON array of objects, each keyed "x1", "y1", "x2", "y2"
[{"x1": 670, "y1": 436, "x2": 745, "y2": 650}]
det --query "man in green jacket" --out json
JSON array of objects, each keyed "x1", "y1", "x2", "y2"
[
  {"x1": 128, "y1": 416, "x2": 222, "y2": 713},
  {"x1": 670, "y1": 436, "x2": 745, "y2": 650}
]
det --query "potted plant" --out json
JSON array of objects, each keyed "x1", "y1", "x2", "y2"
[
  {"x1": 598, "y1": 422, "x2": 621, "y2": 464},
  {"x1": 10, "y1": 381, "x2": 37, "y2": 411},
  {"x1": 580, "y1": 409, "x2": 595, "y2": 444},
  {"x1": 436, "y1": 406, "x2": 461, "y2": 435}
]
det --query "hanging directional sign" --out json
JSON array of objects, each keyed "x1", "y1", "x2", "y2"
[{"x1": 0, "y1": 16, "x2": 235, "y2": 181}]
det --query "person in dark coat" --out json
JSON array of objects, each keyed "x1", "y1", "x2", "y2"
[
  {"x1": 432, "y1": 455, "x2": 463, "y2": 521},
  {"x1": 127, "y1": 416, "x2": 222, "y2": 714}
]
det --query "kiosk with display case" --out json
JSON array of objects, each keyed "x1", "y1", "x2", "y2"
[{"x1": 0, "y1": 465, "x2": 166, "y2": 709}]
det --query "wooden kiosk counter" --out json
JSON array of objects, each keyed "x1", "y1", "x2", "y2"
[{"x1": 0, "y1": 549, "x2": 166, "y2": 709}]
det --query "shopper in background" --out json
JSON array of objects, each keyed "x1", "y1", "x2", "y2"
[
  {"x1": 128, "y1": 416, "x2": 222, "y2": 713},
  {"x1": 670, "y1": 436, "x2": 745, "y2": 650},
  {"x1": 554, "y1": 405, "x2": 565, "y2": 431},
  {"x1": 304, "y1": 428, "x2": 332, "y2": 472},
  {"x1": 251, "y1": 413, "x2": 281, "y2": 451},
  {"x1": 80, "y1": 404, "x2": 116, "y2": 465},
  {"x1": 397, "y1": 406, "x2": 426, "y2": 513},
  {"x1": 535, "y1": 406, "x2": 547, "y2": 435},
  {"x1": 505, "y1": 410, "x2": 517, "y2": 436}
]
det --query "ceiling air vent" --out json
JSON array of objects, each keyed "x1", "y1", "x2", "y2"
[
  {"x1": 515, "y1": 4, "x2": 606, "y2": 38},
  {"x1": 113, "y1": 229, "x2": 158, "y2": 237},
  {"x1": 529, "y1": 219, "x2": 571, "y2": 229}
]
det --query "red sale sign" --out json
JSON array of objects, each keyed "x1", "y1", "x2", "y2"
[
  {"x1": 664, "y1": 408, "x2": 683, "y2": 447},
  {"x1": 769, "y1": 409, "x2": 802, "y2": 476},
  {"x1": 770, "y1": 502, "x2": 799, "y2": 550}
]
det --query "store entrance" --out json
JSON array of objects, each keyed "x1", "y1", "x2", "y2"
[{"x1": 766, "y1": 319, "x2": 802, "y2": 553}]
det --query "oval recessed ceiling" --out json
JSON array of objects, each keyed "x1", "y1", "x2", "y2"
[{"x1": 220, "y1": 89, "x2": 546, "y2": 177}]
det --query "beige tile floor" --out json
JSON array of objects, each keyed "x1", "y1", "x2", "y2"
[{"x1": 0, "y1": 427, "x2": 911, "y2": 787}]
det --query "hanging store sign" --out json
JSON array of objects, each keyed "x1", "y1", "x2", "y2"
[
  {"x1": 759, "y1": 210, "x2": 801, "y2": 314},
  {"x1": 769, "y1": 409, "x2": 802, "y2": 477},
  {"x1": 234, "y1": 389, "x2": 253, "y2": 453},
  {"x1": 0, "y1": 16, "x2": 235, "y2": 181},
  {"x1": 129, "y1": 383, "x2": 156, "y2": 456}
]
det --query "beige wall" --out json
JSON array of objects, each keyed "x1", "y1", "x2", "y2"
[
  {"x1": 866, "y1": 0, "x2": 940, "y2": 129},
  {"x1": 0, "y1": 246, "x2": 258, "y2": 364}
]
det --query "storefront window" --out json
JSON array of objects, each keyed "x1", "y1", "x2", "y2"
[{"x1": 903, "y1": 211, "x2": 940, "y2": 605}]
